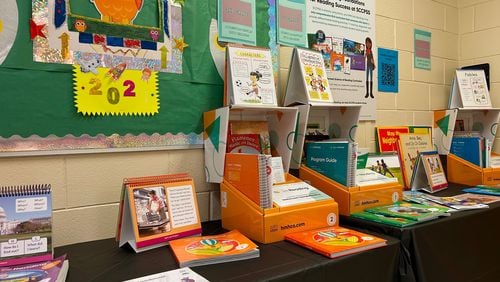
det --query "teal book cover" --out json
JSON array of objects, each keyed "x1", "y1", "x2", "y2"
[
  {"x1": 464, "y1": 186, "x2": 500, "y2": 196},
  {"x1": 364, "y1": 202, "x2": 449, "y2": 222},
  {"x1": 351, "y1": 211, "x2": 418, "y2": 228},
  {"x1": 306, "y1": 141, "x2": 351, "y2": 186}
]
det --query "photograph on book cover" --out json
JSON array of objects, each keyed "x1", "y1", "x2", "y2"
[{"x1": 132, "y1": 186, "x2": 172, "y2": 237}]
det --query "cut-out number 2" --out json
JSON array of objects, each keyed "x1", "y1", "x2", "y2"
[{"x1": 88, "y1": 79, "x2": 136, "y2": 104}]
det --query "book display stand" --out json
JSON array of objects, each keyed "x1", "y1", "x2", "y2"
[
  {"x1": 283, "y1": 47, "x2": 402, "y2": 215},
  {"x1": 203, "y1": 46, "x2": 339, "y2": 243},
  {"x1": 434, "y1": 69, "x2": 500, "y2": 186}
]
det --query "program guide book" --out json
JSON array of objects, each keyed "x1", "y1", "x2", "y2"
[
  {"x1": 284, "y1": 226, "x2": 386, "y2": 258},
  {"x1": 169, "y1": 230, "x2": 259, "y2": 268},
  {"x1": 116, "y1": 173, "x2": 202, "y2": 253},
  {"x1": 0, "y1": 184, "x2": 53, "y2": 267}
]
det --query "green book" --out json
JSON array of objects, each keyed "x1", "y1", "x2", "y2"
[
  {"x1": 364, "y1": 202, "x2": 449, "y2": 222},
  {"x1": 351, "y1": 211, "x2": 419, "y2": 228}
]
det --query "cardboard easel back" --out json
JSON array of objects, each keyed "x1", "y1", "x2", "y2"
[{"x1": 284, "y1": 48, "x2": 308, "y2": 106}]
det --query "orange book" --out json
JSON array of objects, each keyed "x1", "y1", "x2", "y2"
[
  {"x1": 229, "y1": 120, "x2": 272, "y2": 155},
  {"x1": 284, "y1": 226, "x2": 386, "y2": 258},
  {"x1": 376, "y1": 126, "x2": 409, "y2": 153},
  {"x1": 169, "y1": 230, "x2": 259, "y2": 267},
  {"x1": 224, "y1": 153, "x2": 273, "y2": 208}
]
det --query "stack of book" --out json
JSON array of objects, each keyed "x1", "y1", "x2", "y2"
[
  {"x1": 351, "y1": 202, "x2": 450, "y2": 227},
  {"x1": 450, "y1": 132, "x2": 489, "y2": 168}
]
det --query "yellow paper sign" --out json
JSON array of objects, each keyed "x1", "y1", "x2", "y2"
[{"x1": 73, "y1": 65, "x2": 159, "y2": 116}]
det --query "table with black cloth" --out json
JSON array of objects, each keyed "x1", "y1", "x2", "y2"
[
  {"x1": 54, "y1": 221, "x2": 400, "y2": 282},
  {"x1": 341, "y1": 184, "x2": 500, "y2": 282}
]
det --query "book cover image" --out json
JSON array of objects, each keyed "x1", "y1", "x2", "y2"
[
  {"x1": 376, "y1": 126, "x2": 409, "y2": 153},
  {"x1": 420, "y1": 152, "x2": 448, "y2": 192},
  {"x1": 285, "y1": 226, "x2": 386, "y2": 258},
  {"x1": 397, "y1": 133, "x2": 433, "y2": 188},
  {"x1": 450, "y1": 136, "x2": 482, "y2": 167},
  {"x1": 305, "y1": 141, "x2": 354, "y2": 187},
  {"x1": 227, "y1": 46, "x2": 277, "y2": 106},
  {"x1": 0, "y1": 185, "x2": 53, "y2": 267},
  {"x1": 297, "y1": 48, "x2": 334, "y2": 103},
  {"x1": 229, "y1": 121, "x2": 272, "y2": 155},
  {"x1": 365, "y1": 153, "x2": 403, "y2": 186},
  {"x1": 272, "y1": 181, "x2": 331, "y2": 207},
  {"x1": 169, "y1": 230, "x2": 259, "y2": 267},
  {"x1": 131, "y1": 186, "x2": 172, "y2": 238}
]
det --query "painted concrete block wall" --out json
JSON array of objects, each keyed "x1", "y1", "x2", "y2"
[
  {"x1": 279, "y1": 0, "x2": 459, "y2": 152},
  {"x1": 3, "y1": 0, "x2": 500, "y2": 247},
  {"x1": 458, "y1": 0, "x2": 500, "y2": 149}
]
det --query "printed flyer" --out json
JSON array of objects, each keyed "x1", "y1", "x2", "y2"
[{"x1": 306, "y1": 0, "x2": 376, "y2": 120}]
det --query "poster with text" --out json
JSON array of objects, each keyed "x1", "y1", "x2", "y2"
[
  {"x1": 277, "y1": 0, "x2": 308, "y2": 48},
  {"x1": 218, "y1": 0, "x2": 257, "y2": 45},
  {"x1": 414, "y1": 29, "x2": 431, "y2": 70},
  {"x1": 306, "y1": 0, "x2": 376, "y2": 120}
]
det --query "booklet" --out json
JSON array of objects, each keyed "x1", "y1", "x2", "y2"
[
  {"x1": 169, "y1": 230, "x2": 259, "y2": 268},
  {"x1": 124, "y1": 267, "x2": 208, "y2": 282},
  {"x1": 463, "y1": 186, "x2": 500, "y2": 196},
  {"x1": 364, "y1": 202, "x2": 450, "y2": 222},
  {"x1": 0, "y1": 254, "x2": 68, "y2": 282},
  {"x1": 284, "y1": 226, "x2": 386, "y2": 258}
]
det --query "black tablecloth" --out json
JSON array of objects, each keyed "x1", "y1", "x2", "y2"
[
  {"x1": 55, "y1": 222, "x2": 400, "y2": 282},
  {"x1": 341, "y1": 184, "x2": 500, "y2": 282}
]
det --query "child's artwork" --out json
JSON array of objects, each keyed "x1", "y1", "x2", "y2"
[{"x1": 33, "y1": 0, "x2": 184, "y2": 73}]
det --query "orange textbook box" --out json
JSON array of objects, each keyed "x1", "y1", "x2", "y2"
[
  {"x1": 447, "y1": 154, "x2": 500, "y2": 186},
  {"x1": 221, "y1": 174, "x2": 339, "y2": 244},
  {"x1": 299, "y1": 165, "x2": 402, "y2": 216}
]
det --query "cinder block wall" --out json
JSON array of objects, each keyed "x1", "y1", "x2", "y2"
[{"x1": 2, "y1": 0, "x2": 498, "y2": 247}]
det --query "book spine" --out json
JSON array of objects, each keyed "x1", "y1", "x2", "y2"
[
  {"x1": 347, "y1": 142, "x2": 358, "y2": 187},
  {"x1": 0, "y1": 184, "x2": 51, "y2": 197},
  {"x1": 258, "y1": 155, "x2": 273, "y2": 209}
]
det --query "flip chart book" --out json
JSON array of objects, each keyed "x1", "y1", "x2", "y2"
[
  {"x1": 117, "y1": 174, "x2": 202, "y2": 253},
  {"x1": 449, "y1": 70, "x2": 492, "y2": 109},
  {"x1": 225, "y1": 45, "x2": 277, "y2": 107}
]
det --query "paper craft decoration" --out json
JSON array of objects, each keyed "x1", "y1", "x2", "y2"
[
  {"x1": 73, "y1": 65, "x2": 159, "y2": 116},
  {"x1": 225, "y1": 45, "x2": 277, "y2": 106},
  {"x1": 410, "y1": 151, "x2": 448, "y2": 193},
  {"x1": 217, "y1": 0, "x2": 257, "y2": 46},
  {"x1": 33, "y1": 0, "x2": 183, "y2": 73},
  {"x1": 449, "y1": 69, "x2": 492, "y2": 109},
  {"x1": 0, "y1": 0, "x2": 18, "y2": 65},
  {"x1": 284, "y1": 48, "x2": 334, "y2": 105},
  {"x1": 0, "y1": 184, "x2": 53, "y2": 267},
  {"x1": 117, "y1": 174, "x2": 202, "y2": 253}
]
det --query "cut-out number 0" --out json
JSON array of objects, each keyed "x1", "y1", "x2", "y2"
[{"x1": 88, "y1": 79, "x2": 136, "y2": 103}]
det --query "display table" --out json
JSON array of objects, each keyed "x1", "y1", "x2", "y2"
[
  {"x1": 54, "y1": 222, "x2": 400, "y2": 282},
  {"x1": 341, "y1": 184, "x2": 500, "y2": 282}
]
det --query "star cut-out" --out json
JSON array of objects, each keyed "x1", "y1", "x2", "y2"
[
  {"x1": 30, "y1": 19, "x2": 46, "y2": 39},
  {"x1": 174, "y1": 37, "x2": 189, "y2": 53}
]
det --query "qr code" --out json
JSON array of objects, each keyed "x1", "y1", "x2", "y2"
[{"x1": 381, "y1": 63, "x2": 395, "y2": 86}]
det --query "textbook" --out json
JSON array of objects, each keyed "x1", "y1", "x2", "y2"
[
  {"x1": 228, "y1": 120, "x2": 272, "y2": 155},
  {"x1": 124, "y1": 267, "x2": 208, "y2": 282},
  {"x1": 169, "y1": 230, "x2": 259, "y2": 268},
  {"x1": 355, "y1": 168, "x2": 398, "y2": 187},
  {"x1": 284, "y1": 226, "x2": 386, "y2": 258},
  {"x1": 305, "y1": 140, "x2": 358, "y2": 187},
  {"x1": 0, "y1": 184, "x2": 53, "y2": 267},
  {"x1": 396, "y1": 133, "x2": 434, "y2": 189},
  {"x1": 116, "y1": 174, "x2": 202, "y2": 253},
  {"x1": 224, "y1": 153, "x2": 273, "y2": 209},
  {"x1": 272, "y1": 181, "x2": 332, "y2": 207},
  {"x1": 0, "y1": 254, "x2": 68, "y2": 282},
  {"x1": 410, "y1": 151, "x2": 448, "y2": 193},
  {"x1": 351, "y1": 211, "x2": 420, "y2": 228},
  {"x1": 365, "y1": 202, "x2": 450, "y2": 222},
  {"x1": 225, "y1": 45, "x2": 277, "y2": 107}
]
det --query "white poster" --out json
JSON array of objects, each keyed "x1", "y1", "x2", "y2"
[{"x1": 306, "y1": 0, "x2": 376, "y2": 120}]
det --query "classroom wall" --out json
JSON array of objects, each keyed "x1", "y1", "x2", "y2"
[{"x1": 2, "y1": 0, "x2": 497, "y2": 247}]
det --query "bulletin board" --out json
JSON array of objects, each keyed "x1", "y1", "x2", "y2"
[{"x1": 0, "y1": 0, "x2": 276, "y2": 155}]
